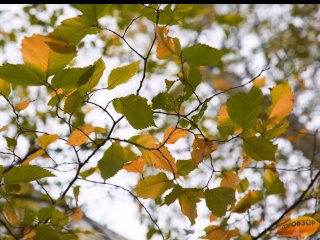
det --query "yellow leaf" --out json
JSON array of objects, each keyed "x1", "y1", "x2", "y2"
[
  {"x1": 23, "y1": 226, "x2": 36, "y2": 240},
  {"x1": 0, "y1": 125, "x2": 8, "y2": 132},
  {"x1": 38, "y1": 134, "x2": 60, "y2": 149},
  {"x1": 253, "y1": 77, "x2": 266, "y2": 88},
  {"x1": 268, "y1": 81, "x2": 294, "y2": 127},
  {"x1": 162, "y1": 126, "x2": 188, "y2": 144},
  {"x1": 132, "y1": 134, "x2": 177, "y2": 173},
  {"x1": 239, "y1": 153, "x2": 251, "y2": 173},
  {"x1": 191, "y1": 135, "x2": 217, "y2": 164},
  {"x1": 123, "y1": 157, "x2": 145, "y2": 173},
  {"x1": 204, "y1": 225, "x2": 240, "y2": 240},
  {"x1": 94, "y1": 126, "x2": 106, "y2": 134},
  {"x1": 70, "y1": 207, "x2": 84, "y2": 221},
  {"x1": 220, "y1": 171, "x2": 240, "y2": 190},
  {"x1": 212, "y1": 78, "x2": 232, "y2": 90},
  {"x1": 22, "y1": 149, "x2": 45, "y2": 165},
  {"x1": 0, "y1": 78, "x2": 11, "y2": 97},
  {"x1": 155, "y1": 26, "x2": 180, "y2": 60},
  {"x1": 67, "y1": 124, "x2": 94, "y2": 146},
  {"x1": 275, "y1": 216, "x2": 319, "y2": 238},
  {"x1": 22, "y1": 34, "x2": 76, "y2": 75},
  {"x1": 15, "y1": 100, "x2": 30, "y2": 111}
]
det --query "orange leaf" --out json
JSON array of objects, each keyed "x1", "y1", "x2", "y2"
[
  {"x1": 239, "y1": 153, "x2": 251, "y2": 173},
  {"x1": 155, "y1": 26, "x2": 180, "y2": 60},
  {"x1": 253, "y1": 77, "x2": 266, "y2": 88},
  {"x1": 38, "y1": 134, "x2": 60, "y2": 149},
  {"x1": 67, "y1": 124, "x2": 94, "y2": 146},
  {"x1": 15, "y1": 100, "x2": 30, "y2": 111},
  {"x1": 131, "y1": 134, "x2": 177, "y2": 173},
  {"x1": 162, "y1": 126, "x2": 188, "y2": 144},
  {"x1": 204, "y1": 225, "x2": 240, "y2": 240},
  {"x1": 209, "y1": 213, "x2": 218, "y2": 222},
  {"x1": 22, "y1": 149, "x2": 45, "y2": 165},
  {"x1": 275, "y1": 216, "x2": 319, "y2": 238},
  {"x1": 70, "y1": 207, "x2": 84, "y2": 221},
  {"x1": 220, "y1": 171, "x2": 240, "y2": 190},
  {"x1": 212, "y1": 78, "x2": 232, "y2": 90},
  {"x1": 123, "y1": 157, "x2": 145, "y2": 173},
  {"x1": 0, "y1": 125, "x2": 8, "y2": 132},
  {"x1": 191, "y1": 135, "x2": 217, "y2": 164},
  {"x1": 268, "y1": 81, "x2": 294, "y2": 128}
]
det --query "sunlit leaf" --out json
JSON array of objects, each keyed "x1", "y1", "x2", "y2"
[
  {"x1": 22, "y1": 149, "x2": 45, "y2": 165},
  {"x1": 67, "y1": 124, "x2": 94, "y2": 146},
  {"x1": 4, "y1": 165, "x2": 55, "y2": 184},
  {"x1": 275, "y1": 216, "x2": 319, "y2": 238},
  {"x1": 113, "y1": 95, "x2": 155, "y2": 130},
  {"x1": 220, "y1": 171, "x2": 240, "y2": 190},
  {"x1": 38, "y1": 134, "x2": 60, "y2": 149},
  {"x1": 134, "y1": 173, "x2": 173, "y2": 199},
  {"x1": 232, "y1": 190, "x2": 263, "y2": 213},
  {"x1": 162, "y1": 126, "x2": 188, "y2": 144},
  {"x1": 123, "y1": 157, "x2": 145, "y2": 173},
  {"x1": 107, "y1": 61, "x2": 140, "y2": 90},
  {"x1": 15, "y1": 100, "x2": 30, "y2": 111},
  {"x1": 191, "y1": 135, "x2": 217, "y2": 164},
  {"x1": 205, "y1": 187, "x2": 235, "y2": 217},
  {"x1": 98, "y1": 142, "x2": 125, "y2": 180},
  {"x1": 22, "y1": 34, "x2": 77, "y2": 76},
  {"x1": 130, "y1": 134, "x2": 177, "y2": 173},
  {"x1": 268, "y1": 81, "x2": 294, "y2": 127},
  {"x1": 204, "y1": 225, "x2": 240, "y2": 240},
  {"x1": 155, "y1": 26, "x2": 180, "y2": 60}
]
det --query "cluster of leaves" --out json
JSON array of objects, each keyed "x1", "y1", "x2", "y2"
[{"x1": 0, "y1": 4, "x2": 319, "y2": 240}]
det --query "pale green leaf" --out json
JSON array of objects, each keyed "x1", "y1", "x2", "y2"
[
  {"x1": 5, "y1": 165, "x2": 55, "y2": 184},
  {"x1": 72, "y1": 4, "x2": 109, "y2": 22},
  {"x1": 107, "y1": 61, "x2": 140, "y2": 90}
]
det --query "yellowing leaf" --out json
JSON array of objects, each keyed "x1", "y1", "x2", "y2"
[
  {"x1": 212, "y1": 78, "x2": 232, "y2": 90},
  {"x1": 67, "y1": 124, "x2": 94, "y2": 146},
  {"x1": 70, "y1": 207, "x2": 84, "y2": 221},
  {"x1": 204, "y1": 225, "x2": 240, "y2": 240},
  {"x1": 239, "y1": 153, "x2": 251, "y2": 173},
  {"x1": 22, "y1": 34, "x2": 77, "y2": 76},
  {"x1": 134, "y1": 173, "x2": 173, "y2": 199},
  {"x1": 275, "y1": 216, "x2": 319, "y2": 238},
  {"x1": 130, "y1": 134, "x2": 177, "y2": 173},
  {"x1": 253, "y1": 77, "x2": 266, "y2": 88},
  {"x1": 263, "y1": 168, "x2": 285, "y2": 196},
  {"x1": 0, "y1": 78, "x2": 10, "y2": 97},
  {"x1": 178, "y1": 189, "x2": 203, "y2": 225},
  {"x1": 232, "y1": 190, "x2": 263, "y2": 213},
  {"x1": 38, "y1": 134, "x2": 60, "y2": 149},
  {"x1": 0, "y1": 125, "x2": 8, "y2": 132},
  {"x1": 268, "y1": 81, "x2": 294, "y2": 127},
  {"x1": 155, "y1": 26, "x2": 180, "y2": 60},
  {"x1": 220, "y1": 171, "x2": 240, "y2": 190},
  {"x1": 123, "y1": 157, "x2": 145, "y2": 173},
  {"x1": 22, "y1": 149, "x2": 45, "y2": 165},
  {"x1": 162, "y1": 126, "x2": 188, "y2": 144},
  {"x1": 15, "y1": 100, "x2": 30, "y2": 111},
  {"x1": 191, "y1": 135, "x2": 217, "y2": 164},
  {"x1": 94, "y1": 126, "x2": 106, "y2": 134}
]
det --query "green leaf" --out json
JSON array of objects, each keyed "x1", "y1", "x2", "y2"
[
  {"x1": 227, "y1": 87, "x2": 263, "y2": 132},
  {"x1": 142, "y1": 5, "x2": 177, "y2": 25},
  {"x1": 113, "y1": 94, "x2": 155, "y2": 130},
  {"x1": 98, "y1": 142, "x2": 125, "y2": 180},
  {"x1": 205, "y1": 187, "x2": 236, "y2": 217},
  {"x1": 35, "y1": 225, "x2": 60, "y2": 240},
  {"x1": 237, "y1": 178, "x2": 249, "y2": 193},
  {"x1": 191, "y1": 99, "x2": 209, "y2": 123},
  {"x1": 263, "y1": 169, "x2": 285, "y2": 196},
  {"x1": 72, "y1": 4, "x2": 109, "y2": 22},
  {"x1": 51, "y1": 15, "x2": 98, "y2": 45},
  {"x1": 163, "y1": 185, "x2": 182, "y2": 205},
  {"x1": 182, "y1": 43, "x2": 224, "y2": 66},
  {"x1": 183, "y1": 66, "x2": 201, "y2": 100},
  {"x1": 232, "y1": 190, "x2": 263, "y2": 213},
  {"x1": 5, "y1": 137, "x2": 17, "y2": 149},
  {"x1": 64, "y1": 91, "x2": 84, "y2": 113},
  {"x1": 134, "y1": 172, "x2": 173, "y2": 199},
  {"x1": 243, "y1": 136, "x2": 277, "y2": 161},
  {"x1": 177, "y1": 159, "x2": 197, "y2": 177},
  {"x1": 152, "y1": 92, "x2": 177, "y2": 111},
  {"x1": 107, "y1": 61, "x2": 140, "y2": 90},
  {"x1": 0, "y1": 64, "x2": 45, "y2": 86},
  {"x1": 0, "y1": 79, "x2": 10, "y2": 97},
  {"x1": 5, "y1": 165, "x2": 55, "y2": 184}
]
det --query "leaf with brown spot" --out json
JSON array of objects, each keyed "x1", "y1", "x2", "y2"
[{"x1": 191, "y1": 135, "x2": 217, "y2": 164}]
